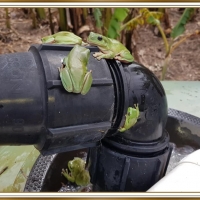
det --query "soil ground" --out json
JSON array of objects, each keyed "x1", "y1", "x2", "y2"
[{"x1": 0, "y1": 8, "x2": 200, "y2": 81}]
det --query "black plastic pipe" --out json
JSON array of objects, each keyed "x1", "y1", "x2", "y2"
[
  {"x1": 0, "y1": 44, "x2": 173, "y2": 191},
  {"x1": 0, "y1": 44, "x2": 169, "y2": 157},
  {"x1": 0, "y1": 44, "x2": 119, "y2": 155}
]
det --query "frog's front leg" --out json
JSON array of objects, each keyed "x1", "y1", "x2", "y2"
[
  {"x1": 93, "y1": 51, "x2": 115, "y2": 60},
  {"x1": 92, "y1": 52, "x2": 104, "y2": 60},
  {"x1": 62, "y1": 168, "x2": 75, "y2": 183}
]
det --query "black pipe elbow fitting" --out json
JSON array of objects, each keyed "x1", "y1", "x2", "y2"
[{"x1": 87, "y1": 62, "x2": 172, "y2": 192}]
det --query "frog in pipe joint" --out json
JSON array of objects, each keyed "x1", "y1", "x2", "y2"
[
  {"x1": 87, "y1": 32, "x2": 134, "y2": 63},
  {"x1": 62, "y1": 157, "x2": 90, "y2": 186},
  {"x1": 41, "y1": 31, "x2": 87, "y2": 45},
  {"x1": 119, "y1": 104, "x2": 140, "y2": 132},
  {"x1": 58, "y1": 45, "x2": 93, "y2": 95}
]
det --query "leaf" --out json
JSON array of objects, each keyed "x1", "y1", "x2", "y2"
[
  {"x1": 113, "y1": 8, "x2": 129, "y2": 22},
  {"x1": 146, "y1": 15, "x2": 160, "y2": 26},
  {"x1": 107, "y1": 8, "x2": 129, "y2": 38},
  {"x1": 107, "y1": 25, "x2": 117, "y2": 39},
  {"x1": 171, "y1": 8, "x2": 195, "y2": 39},
  {"x1": 107, "y1": 19, "x2": 120, "y2": 38},
  {"x1": 121, "y1": 8, "x2": 163, "y2": 31},
  {"x1": 121, "y1": 15, "x2": 144, "y2": 31},
  {"x1": 93, "y1": 8, "x2": 103, "y2": 28},
  {"x1": 141, "y1": 8, "x2": 163, "y2": 26}
]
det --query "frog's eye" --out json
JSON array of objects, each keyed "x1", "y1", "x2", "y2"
[{"x1": 97, "y1": 36, "x2": 102, "y2": 41}]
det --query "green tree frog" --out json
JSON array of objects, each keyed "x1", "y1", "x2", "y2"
[
  {"x1": 62, "y1": 157, "x2": 90, "y2": 186},
  {"x1": 58, "y1": 45, "x2": 93, "y2": 95},
  {"x1": 119, "y1": 104, "x2": 140, "y2": 132},
  {"x1": 87, "y1": 32, "x2": 134, "y2": 63},
  {"x1": 41, "y1": 31, "x2": 87, "y2": 45}
]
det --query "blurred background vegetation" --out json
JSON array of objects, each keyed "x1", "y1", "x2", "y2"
[{"x1": 1, "y1": 7, "x2": 200, "y2": 80}]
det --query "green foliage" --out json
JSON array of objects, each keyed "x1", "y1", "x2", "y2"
[
  {"x1": 161, "y1": 8, "x2": 196, "y2": 80},
  {"x1": 114, "y1": 8, "x2": 129, "y2": 21},
  {"x1": 58, "y1": 8, "x2": 68, "y2": 31},
  {"x1": 93, "y1": 8, "x2": 103, "y2": 28},
  {"x1": 103, "y1": 8, "x2": 112, "y2": 35},
  {"x1": 117, "y1": 8, "x2": 198, "y2": 80},
  {"x1": 121, "y1": 8, "x2": 163, "y2": 31},
  {"x1": 146, "y1": 15, "x2": 160, "y2": 26},
  {"x1": 171, "y1": 8, "x2": 195, "y2": 39},
  {"x1": 35, "y1": 8, "x2": 46, "y2": 20},
  {"x1": 107, "y1": 8, "x2": 129, "y2": 38},
  {"x1": 13, "y1": 7, "x2": 197, "y2": 81},
  {"x1": 141, "y1": 8, "x2": 163, "y2": 26}
]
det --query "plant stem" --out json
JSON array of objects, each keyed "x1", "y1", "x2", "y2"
[
  {"x1": 58, "y1": 8, "x2": 67, "y2": 31},
  {"x1": 82, "y1": 8, "x2": 87, "y2": 22},
  {"x1": 5, "y1": 8, "x2": 10, "y2": 29},
  {"x1": 48, "y1": 8, "x2": 54, "y2": 34},
  {"x1": 156, "y1": 24, "x2": 169, "y2": 56},
  {"x1": 104, "y1": 8, "x2": 112, "y2": 35},
  {"x1": 161, "y1": 55, "x2": 170, "y2": 80},
  {"x1": 157, "y1": 23, "x2": 171, "y2": 80},
  {"x1": 120, "y1": 15, "x2": 141, "y2": 32},
  {"x1": 30, "y1": 8, "x2": 37, "y2": 29},
  {"x1": 35, "y1": 8, "x2": 46, "y2": 20}
]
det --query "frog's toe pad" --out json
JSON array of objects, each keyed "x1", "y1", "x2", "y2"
[{"x1": 61, "y1": 168, "x2": 68, "y2": 174}]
